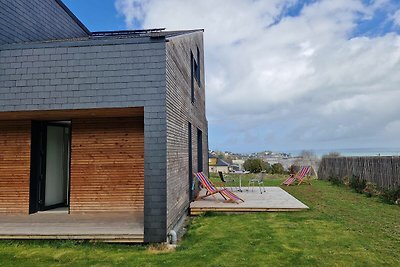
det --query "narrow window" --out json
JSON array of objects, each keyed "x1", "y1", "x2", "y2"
[
  {"x1": 191, "y1": 52, "x2": 195, "y2": 103},
  {"x1": 197, "y1": 128, "x2": 203, "y2": 172},
  {"x1": 188, "y1": 122, "x2": 193, "y2": 199},
  {"x1": 196, "y1": 46, "x2": 201, "y2": 86}
]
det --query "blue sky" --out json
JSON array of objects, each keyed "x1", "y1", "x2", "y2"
[
  {"x1": 63, "y1": 0, "x2": 400, "y2": 154},
  {"x1": 63, "y1": 0, "x2": 125, "y2": 31}
]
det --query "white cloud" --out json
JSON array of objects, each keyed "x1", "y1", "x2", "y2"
[
  {"x1": 115, "y1": 0, "x2": 150, "y2": 28},
  {"x1": 115, "y1": 0, "x2": 400, "y2": 152},
  {"x1": 393, "y1": 9, "x2": 400, "y2": 26}
]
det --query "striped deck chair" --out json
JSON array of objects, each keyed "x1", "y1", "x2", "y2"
[
  {"x1": 220, "y1": 188, "x2": 244, "y2": 204},
  {"x1": 296, "y1": 166, "x2": 312, "y2": 185},
  {"x1": 195, "y1": 172, "x2": 244, "y2": 204},
  {"x1": 282, "y1": 166, "x2": 311, "y2": 186}
]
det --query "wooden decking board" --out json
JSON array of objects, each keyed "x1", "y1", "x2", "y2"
[
  {"x1": 0, "y1": 236, "x2": 144, "y2": 243},
  {"x1": 190, "y1": 187, "x2": 309, "y2": 215},
  {"x1": 0, "y1": 212, "x2": 144, "y2": 243}
]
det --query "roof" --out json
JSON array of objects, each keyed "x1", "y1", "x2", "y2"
[
  {"x1": 215, "y1": 158, "x2": 230, "y2": 167},
  {"x1": 209, "y1": 155, "x2": 230, "y2": 167},
  {"x1": 91, "y1": 29, "x2": 204, "y2": 39},
  {"x1": 56, "y1": 0, "x2": 90, "y2": 35},
  {"x1": 56, "y1": 1, "x2": 202, "y2": 41}
]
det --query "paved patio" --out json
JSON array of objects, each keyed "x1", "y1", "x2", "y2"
[
  {"x1": 190, "y1": 187, "x2": 309, "y2": 215},
  {"x1": 0, "y1": 211, "x2": 144, "y2": 243}
]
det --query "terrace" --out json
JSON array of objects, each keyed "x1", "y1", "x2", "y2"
[{"x1": 190, "y1": 187, "x2": 308, "y2": 215}]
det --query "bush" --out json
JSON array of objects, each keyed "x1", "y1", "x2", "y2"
[
  {"x1": 243, "y1": 158, "x2": 269, "y2": 173},
  {"x1": 349, "y1": 175, "x2": 367, "y2": 194},
  {"x1": 271, "y1": 163, "x2": 285, "y2": 174},
  {"x1": 328, "y1": 176, "x2": 343, "y2": 186},
  {"x1": 380, "y1": 187, "x2": 400, "y2": 204},
  {"x1": 263, "y1": 162, "x2": 272, "y2": 173},
  {"x1": 342, "y1": 176, "x2": 351, "y2": 186},
  {"x1": 363, "y1": 182, "x2": 380, "y2": 198},
  {"x1": 288, "y1": 164, "x2": 299, "y2": 174}
]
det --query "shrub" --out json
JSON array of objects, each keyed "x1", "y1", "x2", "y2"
[
  {"x1": 349, "y1": 175, "x2": 367, "y2": 194},
  {"x1": 289, "y1": 164, "x2": 299, "y2": 174},
  {"x1": 328, "y1": 176, "x2": 343, "y2": 186},
  {"x1": 363, "y1": 182, "x2": 380, "y2": 198},
  {"x1": 271, "y1": 163, "x2": 285, "y2": 174},
  {"x1": 380, "y1": 187, "x2": 400, "y2": 204},
  {"x1": 243, "y1": 158, "x2": 270, "y2": 173},
  {"x1": 342, "y1": 176, "x2": 351, "y2": 186}
]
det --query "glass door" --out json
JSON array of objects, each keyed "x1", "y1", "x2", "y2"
[{"x1": 43, "y1": 124, "x2": 70, "y2": 209}]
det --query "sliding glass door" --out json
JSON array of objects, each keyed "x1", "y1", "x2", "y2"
[
  {"x1": 30, "y1": 122, "x2": 71, "y2": 213},
  {"x1": 44, "y1": 125, "x2": 70, "y2": 208}
]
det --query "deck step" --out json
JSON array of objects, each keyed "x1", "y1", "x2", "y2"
[{"x1": 0, "y1": 234, "x2": 144, "y2": 243}]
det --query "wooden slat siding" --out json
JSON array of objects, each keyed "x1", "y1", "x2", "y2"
[
  {"x1": 165, "y1": 32, "x2": 209, "y2": 232},
  {"x1": 0, "y1": 121, "x2": 31, "y2": 213},
  {"x1": 70, "y1": 117, "x2": 144, "y2": 213},
  {"x1": 318, "y1": 156, "x2": 400, "y2": 190}
]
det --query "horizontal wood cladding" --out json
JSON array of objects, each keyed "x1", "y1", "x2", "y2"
[
  {"x1": 70, "y1": 117, "x2": 144, "y2": 213},
  {"x1": 0, "y1": 121, "x2": 31, "y2": 213}
]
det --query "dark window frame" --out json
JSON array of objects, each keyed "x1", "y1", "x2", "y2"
[
  {"x1": 197, "y1": 128, "x2": 203, "y2": 172},
  {"x1": 196, "y1": 46, "x2": 201, "y2": 86},
  {"x1": 188, "y1": 122, "x2": 193, "y2": 200},
  {"x1": 190, "y1": 47, "x2": 201, "y2": 104},
  {"x1": 191, "y1": 52, "x2": 195, "y2": 103}
]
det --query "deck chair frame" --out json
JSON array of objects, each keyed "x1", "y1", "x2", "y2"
[
  {"x1": 194, "y1": 172, "x2": 244, "y2": 204},
  {"x1": 282, "y1": 166, "x2": 311, "y2": 186}
]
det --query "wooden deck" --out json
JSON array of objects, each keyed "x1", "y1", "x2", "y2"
[
  {"x1": 190, "y1": 187, "x2": 309, "y2": 215},
  {"x1": 0, "y1": 211, "x2": 144, "y2": 243}
]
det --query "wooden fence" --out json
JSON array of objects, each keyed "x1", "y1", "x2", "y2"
[{"x1": 318, "y1": 156, "x2": 400, "y2": 190}]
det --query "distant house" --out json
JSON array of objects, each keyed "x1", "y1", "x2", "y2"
[
  {"x1": 232, "y1": 159, "x2": 245, "y2": 170},
  {"x1": 0, "y1": 0, "x2": 208, "y2": 243},
  {"x1": 209, "y1": 154, "x2": 230, "y2": 173}
]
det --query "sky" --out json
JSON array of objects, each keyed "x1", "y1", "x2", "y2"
[{"x1": 63, "y1": 0, "x2": 400, "y2": 154}]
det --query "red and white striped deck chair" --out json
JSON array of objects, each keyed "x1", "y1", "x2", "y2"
[
  {"x1": 195, "y1": 172, "x2": 244, "y2": 204},
  {"x1": 296, "y1": 166, "x2": 312, "y2": 185},
  {"x1": 282, "y1": 166, "x2": 311, "y2": 186}
]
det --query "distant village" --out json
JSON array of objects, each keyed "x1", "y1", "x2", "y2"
[{"x1": 208, "y1": 150, "x2": 320, "y2": 174}]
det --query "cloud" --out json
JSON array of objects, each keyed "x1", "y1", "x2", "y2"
[
  {"x1": 115, "y1": 0, "x2": 400, "y2": 153},
  {"x1": 393, "y1": 9, "x2": 400, "y2": 26},
  {"x1": 115, "y1": 0, "x2": 150, "y2": 28}
]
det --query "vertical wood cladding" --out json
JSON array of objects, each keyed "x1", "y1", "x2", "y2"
[
  {"x1": 165, "y1": 32, "x2": 209, "y2": 231},
  {"x1": 0, "y1": 121, "x2": 31, "y2": 213},
  {"x1": 70, "y1": 117, "x2": 144, "y2": 213}
]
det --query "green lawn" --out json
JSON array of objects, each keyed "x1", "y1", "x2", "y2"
[{"x1": 0, "y1": 177, "x2": 399, "y2": 267}]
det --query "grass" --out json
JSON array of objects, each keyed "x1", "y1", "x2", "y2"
[{"x1": 0, "y1": 177, "x2": 399, "y2": 266}]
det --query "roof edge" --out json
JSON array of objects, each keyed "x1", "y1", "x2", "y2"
[
  {"x1": 55, "y1": 0, "x2": 91, "y2": 35},
  {"x1": 165, "y1": 29, "x2": 204, "y2": 39}
]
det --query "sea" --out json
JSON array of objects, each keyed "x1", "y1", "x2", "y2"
[{"x1": 286, "y1": 148, "x2": 400, "y2": 158}]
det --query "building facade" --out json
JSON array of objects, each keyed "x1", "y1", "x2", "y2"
[{"x1": 0, "y1": 0, "x2": 208, "y2": 243}]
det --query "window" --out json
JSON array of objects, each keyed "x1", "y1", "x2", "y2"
[
  {"x1": 191, "y1": 52, "x2": 195, "y2": 103},
  {"x1": 196, "y1": 47, "x2": 201, "y2": 86},
  {"x1": 197, "y1": 128, "x2": 203, "y2": 172},
  {"x1": 190, "y1": 48, "x2": 201, "y2": 103},
  {"x1": 188, "y1": 122, "x2": 193, "y2": 199}
]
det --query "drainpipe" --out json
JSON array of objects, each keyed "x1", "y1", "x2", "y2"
[{"x1": 167, "y1": 230, "x2": 177, "y2": 245}]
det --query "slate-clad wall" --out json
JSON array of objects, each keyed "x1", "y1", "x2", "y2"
[
  {"x1": 0, "y1": 0, "x2": 88, "y2": 45},
  {"x1": 0, "y1": 36, "x2": 167, "y2": 242},
  {"x1": 165, "y1": 32, "x2": 208, "y2": 232}
]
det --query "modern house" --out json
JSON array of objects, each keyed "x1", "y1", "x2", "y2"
[
  {"x1": 209, "y1": 153, "x2": 230, "y2": 173},
  {"x1": 0, "y1": 0, "x2": 208, "y2": 243}
]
